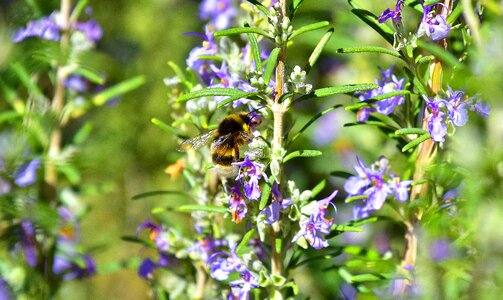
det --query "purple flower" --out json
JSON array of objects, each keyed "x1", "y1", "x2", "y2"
[
  {"x1": 188, "y1": 236, "x2": 225, "y2": 262},
  {"x1": 53, "y1": 254, "x2": 96, "y2": 280},
  {"x1": 229, "y1": 270, "x2": 259, "y2": 300},
  {"x1": 355, "y1": 66, "x2": 405, "y2": 122},
  {"x1": 445, "y1": 88, "x2": 469, "y2": 126},
  {"x1": 63, "y1": 75, "x2": 89, "y2": 93},
  {"x1": 136, "y1": 220, "x2": 170, "y2": 251},
  {"x1": 14, "y1": 159, "x2": 40, "y2": 187},
  {"x1": 186, "y1": 27, "x2": 218, "y2": 83},
  {"x1": 472, "y1": 100, "x2": 490, "y2": 117},
  {"x1": 389, "y1": 176, "x2": 413, "y2": 202},
  {"x1": 0, "y1": 278, "x2": 13, "y2": 300},
  {"x1": 73, "y1": 20, "x2": 103, "y2": 42},
  {"x1": 344, "y1": 157, "x2": 393, "y2": 213},
  {"x1": 13, "y1": 12, "x2": 60, "y2": 43},
  {"x1": 378, "y1": 0, "x2": 404, "y2": 23},
  {"x1": 208, "y1": 241, "x2": 243, "y2": 281},
  {"x1": 418, "y1": 4, "x2": 450, "y2": 41},
  {"x1": 20, "y1": 221, "x2": 37, "y2": 267},
  {"x1": 0, "y1": 178, "x2": 10, "y2": 195},
  {"x1": 229, "y1": 184, "x2": 248, "y2": 224},
  {"x1": 233, "y1": 156, "x2": 267, "y2": 201},
  {"x1": 138, "y1": 253, "x2": 170, "y2": 279},
  {"x1": 423, "y1": 95, "x2": 448, "y2": 142},
  {"x1": 429, "y1": 239, "x2": 451, "y2": 262},
  {"x1": 200, "y1": 0, "x2": 237, "y2": 30},
  {"x1": 291, "y1": 191, "x2": 338, "y2": 250},
  {"x1": 259, "y1": 183, "x2": 292, "y2": 224}
]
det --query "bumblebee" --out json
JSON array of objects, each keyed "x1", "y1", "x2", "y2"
[{"x1": 177, "y1": 112, "x2": 261, "y2": 176}]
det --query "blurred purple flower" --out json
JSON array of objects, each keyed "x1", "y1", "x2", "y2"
[
  {"x1": 355, "y1": 66, "x2": 405, "y2": 122},
  {"x1": 472, "y1": 100, "x2": 490, "y2": 117},
  {"x1": 291, "y1": 191, "x2": 337, "y2": 250},
  {"x1": 73, "y1": 20, "x2": 103, "y2": 42},
  {"x1": 20, "y1": 221, "x2": 37, "y2": 267},
  {"x1": 14, "y1": 159, "x2": 40, "y2": 187},
  {"x1": 389, "y1": 176, "x2": 413, "y2": 202},
  {"x1": 13, "y1": 12, "x2": 60, "y2": 43},
  {"x1": 0, "y1": 178, "x2": 10, "y2": 195},
  {"x1": 0, "y1": 278, "x2": 13, "y2": 300},
  {"x1": 378, "y1": 0, "x2": 404, "y2": 23},
  {"x1": 229, "y1": 270, "x2": 259, "y2": 300},
  {"x1": 136, "y1": 219, "x2": 170, "y2": 251},
  {"x1": 229, "y1": 184, "x2": 248, "y2": 224},
  {"x1": 53, "y1": 254, "x2": 96, "y2": 280},
  {"x1": 200, "y1": 0, "x2": 237, "y2": 30},
  {"x1": 418, "y1": 3, "x2": 450, "y2": 41},
  {"x1": 138, "y1": 253, "x2": 170, "y2": 279},
  {"x1": 189, "y1": 236, "x2": 225, "y2": 262},
  {"x1": 233, "y1": 156, "x2": 267, "y2": 201},
  {"x1": 429, "y1": 239, "x2": 451, "y2": 262},
  {"x1": 63, "y1": 75, "x2": 89, "y2": 93},
  {"x1": 312, "y1": 111, "x2": 340, "y2": 147}
]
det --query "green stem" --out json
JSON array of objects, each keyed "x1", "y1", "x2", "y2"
[{"x1": 270, "y1": 0, "x2": 289, "y2": 297}]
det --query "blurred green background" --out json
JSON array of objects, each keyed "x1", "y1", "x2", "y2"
[{"x1": 1, "y1": 0, "x2": 503, "y2": 299}]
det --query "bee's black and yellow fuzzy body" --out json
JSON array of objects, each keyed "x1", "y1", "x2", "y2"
[{"x1": 177, "y1": 112, "x2": 260, "y2": 177}]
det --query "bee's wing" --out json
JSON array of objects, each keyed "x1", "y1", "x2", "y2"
[{"x1": 177, "y1": 129, "x2": 218, "y2": 152}]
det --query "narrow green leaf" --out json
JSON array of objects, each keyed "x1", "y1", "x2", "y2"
[
  {"x1": 310, "y1": 179, "x2": 326, "y2": 198},
  {"x1": 447, "y1": 2, "x2": 463, "y2": 24},
  {"x1": 344, "y1": 216, "x2": 382, "y2": 227},
  {"x1": 132, "y1": 190, "x2": 189, "y2": 200},
  {"x1": 332, "y1": 224, "x2": 363, "y2": 232},
  {"x1": 236, "y1": 228, "x2": 256, "y2": 255},
  {"x1": 93, "y1": 75, "x2": 145, "y2": 106},
  {"x1": 401, "y1": 133, "x2": 431, "y2": 152},
  {"x1": 283, "y1": 150, "x2": 322, "y2": 163},
  {"x1": 217, "y1": 92, "x2": 260, "y2": 108},
  {"x1": 290, "y1": 21, "x2": 330, "y2": 40},
  {"x1": 121, "y1": 236, "x2": 154, "y2": 248},
  {"x1": 177, "y1": 88, "x2": 248, "y2": 102},
  {"x1": 247, "y1": 31, "x2": 262, "y2": 73},
  {"x1": 395, "y1": 128, "x2": 428, "y2": 136},
  {"x1": 345, "y1": 90, "x2": 411, "y2": 111},
  {"x1": 334, "y1": 46, "x2": 401, "y2": 58},
  {"x1": 304, "y1": 29, "x2": 334, "y2": 73},
  {"x1": 344, "y1": 120, "x2": 390, "y2": 129},
  {"x1": 329, "y1": 171, "x2": 353, "y2": 179},
  {"x1": 416, "y1": 39, "x2": 462, "y2": 69},
  {"x1": 259, "y1": 176, "x2": 274, "y2": 210},
  {"x1": 416, "y1": 55, "x2": 435, "y2": 65},
  {"x1": 215, "y1": 27, "x2": 270, "y2": 38},
  {"x1": 338, "y1": 268, "x2": 354, "y2": 283},
  {"x1": 245, "y1": 0, "x2": 269, "y2": 16},
  {"x1": 290, "y1": 0, "x2": 305, "y2": 16},
  {"x1": 70, "y1": 0, "x2": 89, "y2": 22},
  {"x1": 351, "y1": 273, "x2": 393, "y2": 282},
  {"x1": 167, "y1": 61, "x2": 187, "y2": 83},
  {"x1": 177, "y1": 205, "x2": 228, "y2": 214},
  {"x1": 345, "y1": 195, "x2": 368, "y2": 203},
  {"x1": 195, "y1": 55, "x2": 224, "y2": 62},
  {"x1": 11, "y1": 63, "x2": 43, "y2": 96},
  {"x1": 289, "y1": 104, "x2": 342, "y2": 146},
  {"x1": 0, "y1": 111, "x2": 20, "y2": 124},
  {"x1": 73, "y1": 122, "x2": 93, "y2": 145},
  {"x1": 263, "y1": 47, "x2": 280, "y2": 84},
  {"x1": 151, "y1": 118, "x2": 189, "y2": 139},
  {"x1": 312, "y1": 83, "x2": 379, "y2": 98},
  {"x1": 348, "y1": 0, "x2": 394, "y2": 44},
  {"x1": 74, "y1": 67, "x2": 105, "y2": 84}
]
